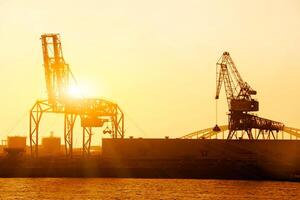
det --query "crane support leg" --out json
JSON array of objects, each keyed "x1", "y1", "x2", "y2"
[
  {"x1": 30, "y1": 102, "x2": 43, "y2": 158},
  {"x1": 246, "y1": 130, "x2": 254, "y2": 139},
  {"x1": 227, "y1": 130, "x2": 235, "y2": 140},
  {"x1": 112, "y1": 105, "x2": 124, "y2": 138},
  {"x1": 82, "y1": 127, "x2": 92, "y2": 156},
  {"x1": 64, "y1": 114, "x2": 77, "y2": 157},
  {"x1": 29, "y1": 100, "x2": 51, "y2": 158}
]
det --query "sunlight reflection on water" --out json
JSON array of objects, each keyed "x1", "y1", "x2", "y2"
[{"x1": 0, "y1": 178, "x2": 299, "y2": 200}]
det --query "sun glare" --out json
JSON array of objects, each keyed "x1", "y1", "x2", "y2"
[
  {"x1": 67, "y1": 82, "x2": 101, "y2": 99},
  {"x1": 67, "y1": 85, "x2": 83, "y2": 98}
]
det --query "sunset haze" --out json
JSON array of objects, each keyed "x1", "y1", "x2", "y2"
[{"x1": 0, "y1": 0, "x2": 300, "y2": 146}]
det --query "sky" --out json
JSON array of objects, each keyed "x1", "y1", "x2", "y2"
[{"x1": 0, "y1": 0, "x2": 300, "y2": 146}]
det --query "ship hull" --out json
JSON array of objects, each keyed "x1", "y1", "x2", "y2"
[{"x1": 0, "y1": 139, "x2": 299, "y2": 181}]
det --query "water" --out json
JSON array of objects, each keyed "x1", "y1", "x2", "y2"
[{"x1": 0, "y1": 178, "x2": 299, "y2": 199}]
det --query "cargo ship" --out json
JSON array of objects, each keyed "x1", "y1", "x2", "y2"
[{"x1": 0, "y1": 138, "x2": 300, "y2": 181}]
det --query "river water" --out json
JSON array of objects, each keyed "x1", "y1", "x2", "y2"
[{"x1": 0, "y1": 178, "x2": 299, "y2": 199}]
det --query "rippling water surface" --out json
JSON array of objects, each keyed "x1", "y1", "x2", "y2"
[{"x1": 0, "y1": 178, "x2": 299, "y2": 199}]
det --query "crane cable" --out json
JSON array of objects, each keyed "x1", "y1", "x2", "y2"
[
  {"x1": 213, "y1": 99, "x2": 221, "y2": 132},
  {"x1": 3, "y1": 107, "x2": 29, "y2": 138},
  {"x1": 67, "y1": 60, "x2": 149, "y2": 138},
  {"x1": 215, "y1": 99, "x2": 218, "y2": 125},
  {"x1": 123, "y1": 109, "x2": 149, "y2": 138}
]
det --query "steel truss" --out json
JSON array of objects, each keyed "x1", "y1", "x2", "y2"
[
  {"x1": 214, "y1": 52, "x2": 284, "y2": 140},
  {"x1": 29, "y1": 98, "x2": 125, "y2": 158},
  {"x1": 181, "y1": 125, "x2": 300, "y2": 140},
  {"x1": 30, "y1": 34, "x2": 125, "y2": 158},
  {"x1": 82, "y1": 126, "x2": 92, "y2": 156},
  {"x1": 227, "y1": 112, "x2": 284, "y2": 139},
  {"x1": 29, "y1": 100, "x2": 52, "y2": 158},
  {"x1": 64, "y1": 113, "x2": 77, "y2": 157}
]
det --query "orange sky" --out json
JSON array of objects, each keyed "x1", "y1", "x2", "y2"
[{"x1": 0, "y1": 0, "x2": 300, "y2": 146}]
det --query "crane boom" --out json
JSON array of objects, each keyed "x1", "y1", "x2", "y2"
[
  {"x1": 41, "y1": 34, "x2": 70, "y2": 107},
  {"x1": 215, "y1": 52, "x2": 258, "y2": 111}
]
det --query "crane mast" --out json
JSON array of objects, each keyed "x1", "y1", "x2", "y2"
[
  {"x1": 41, "y1": 34, "x2": 70, "y2": 108},
  {"x1": 215, "y1": 52, "x2": 283, "y2": 139}
]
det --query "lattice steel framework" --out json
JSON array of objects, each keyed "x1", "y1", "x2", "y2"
[
  {"x1": 215, "y1": 52, "x2": 284, "y2": 139},
  {"x1": 29, "y1": 34, "x2": 124, "y2": 158},
  {"x1": 181, "y1": 125, "x2": 300, "y2": 140}
]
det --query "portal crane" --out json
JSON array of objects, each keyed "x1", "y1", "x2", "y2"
[
  {"x1": 30, "y1": 34, "x2": 124, "y2": 158},
  {"x1": 214, "y1": 52, "x2": 284, "y2": 139}
]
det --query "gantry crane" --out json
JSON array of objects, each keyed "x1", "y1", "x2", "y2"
[
  {"x1": 214, "y1": 52, "x2": 284, "y2": 139},
  {"x1": 30, "y1": 34, "x2": 124, "y2": 158}
]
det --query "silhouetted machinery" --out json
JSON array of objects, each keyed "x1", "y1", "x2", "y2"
[
  {"x1": 3, "y1": 136, "x2": 27, "y2": 156},
  {"x1": 214, "y1": 52, "x2": 284, "y2": 139},
  {"x1": 30, "y1": 34, "x2": 124, "y2": 158}
]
